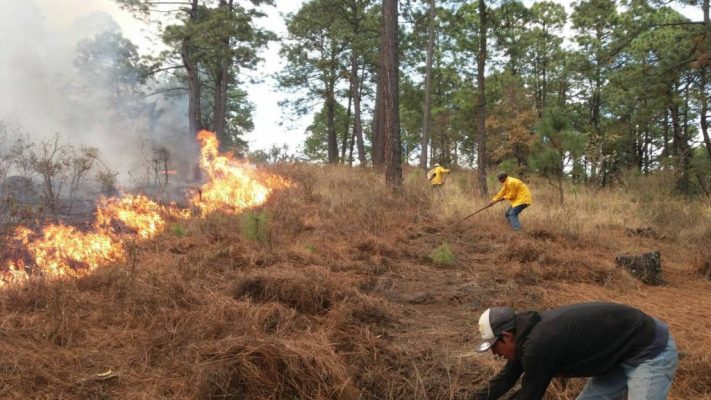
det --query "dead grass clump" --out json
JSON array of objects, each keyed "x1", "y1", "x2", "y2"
[
  {"x1": 265, "y1": 188, "x2": 314, "y2": 237},
  {"x1": 273, "y1": 164, "x2": 428, "y2": 237},
  {"x1": 355, "y1": 236, "x2": 398, "y2": 259},
  {"x1": 528, "y1": 260, "x2": 622, "y2": 286},
  {"x1": 451, "y1": 278, "x2": 527, "y2": 310},
  {"x1": 327, "y1": 294, "x2": 397, "y2": 332},
  {"x1": 247, "y1": 301, "x2": 312, "y2": 335},
  {"x1": 672, "y1": 354, "x2": 711, "y2": 398},
  {"x1": 197, "y1": 335, "x2": 357, "y2": 400},
  {"x1": 500, "y1": 237, "x2": 543, "y2": 263},
  {"x1": 232, "y1": 266, "x2": 356, "y2": 315},
  {"x1": 328, "y1": 325, "x2": 412, "y2": 398}
]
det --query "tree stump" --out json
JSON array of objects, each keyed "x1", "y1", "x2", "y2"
[{"x1": 615, "y1": 251, "x2": 662, "y2": 285}]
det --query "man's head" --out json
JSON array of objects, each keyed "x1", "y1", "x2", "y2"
[
  {"x1": 434, "y1": 163, "x2": 440, "y2": 167},
  {"x1": 475, "y1": 307, "x2": 517, "y2": 359},
  {"x1": 497, "y1": 172, "x2": 508, "y2": 183}
]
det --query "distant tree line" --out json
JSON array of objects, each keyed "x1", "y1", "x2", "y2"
[{"x1": 112, "y1": 0, "x2": 710, "y2": 196}]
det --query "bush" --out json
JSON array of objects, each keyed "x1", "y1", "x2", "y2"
[
  {"x1": 429, "y1": 242, "x2": 455, "y2": 267},
  {"x1": 240, "y1": 211, "x2": 270, "y2": 244},
  {"x1": 170, "y1": 223, "x2": 187, "y2": 237}
]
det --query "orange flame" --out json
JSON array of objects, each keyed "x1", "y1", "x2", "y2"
[
  {"x1": 6, "y1": 224, "x2": 124, "y2": 280},
  {"x1": 190, "y1": 130, "x2": 291, "y2": 216},
  {"x1": 1, "y1": 130, "x2": 290, "y2": 286},
  {"x1": 96, "y1": 194, "x2": 169, "y2": 239}
]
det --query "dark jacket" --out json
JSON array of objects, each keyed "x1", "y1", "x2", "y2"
[{"x1": 470, "y1": 302, "x2": 657, "y2": 400}]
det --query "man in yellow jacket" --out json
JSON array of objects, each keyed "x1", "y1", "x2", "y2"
[
  {"x1": 486, "y1": 172, "x2": 532, "y2": 231},
  {"x1": 427, "y1": 163, "x2": 450, "y2": 189}
]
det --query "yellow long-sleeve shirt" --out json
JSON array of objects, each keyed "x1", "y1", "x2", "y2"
[
  {"x1": 492, "y1": 176, "x2": 532, "y2": 207},
  {"x1": 428, "y1": 166, "x2": 450, "y2": 185}
]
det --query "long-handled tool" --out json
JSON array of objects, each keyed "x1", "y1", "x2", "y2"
[{"x1": 458, "y1": 203, "x2": 494, "y2": 224}]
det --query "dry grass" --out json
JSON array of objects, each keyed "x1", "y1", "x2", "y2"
[{"x1": 0, "y1": 163, "x2": 709, "y2": 399}]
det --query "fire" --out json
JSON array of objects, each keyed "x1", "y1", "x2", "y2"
[
  {"x1": 96, "y1": 194, "x2": 169, "y2": 239},
  {"x1": 5, "y1": 224, "x2": 124, "y2": 280},
  {"x1": 1, "y1": 130, "x2": 290, "y2": 286},
  {"x1": 190, "y1": 130, "x2": 291, "y2": 216}
]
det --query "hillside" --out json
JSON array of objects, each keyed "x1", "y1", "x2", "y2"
[{"x1": 0, "y1": 163, "x2": 709, "y2": 399}]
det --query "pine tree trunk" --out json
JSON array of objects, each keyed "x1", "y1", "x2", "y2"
[
  {"x1": 420, "y1": 0, "x2": 436, "y2": 171},
  {"x1": 341, "y1": 83, "x2": 353, "y2": 164},
  {"x1": 352, "y1": 55, "x2": 366, "y2": 166},
  {"x1": 212, "y1": 0, "x2": 232, "y2": 145},
  {"x1": 700, "y1": 68, "x2": 711, "y2": 160},
  {"x1": 382, "y1": 0, "x2": 402, "y2": 188},
  {"x1": 183, "y1": 0, "x2": 201, "y2": 138},
  {"x1": 326, "y1": 76, "x2": 339, "y2": 164},
  {"x1": 372, "y1": 61, "x2": 385, "y2": 168},
  {"x1": 476, "y1": 0, "x2": 488, "y2": 197}
]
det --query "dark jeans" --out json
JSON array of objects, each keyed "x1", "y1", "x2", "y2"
[{"x1": 504, "y1": 204, "x2": 528, "y2": 230}]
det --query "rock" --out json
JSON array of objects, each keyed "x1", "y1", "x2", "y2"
[{"x1": 615, "y1": 251, "x2": 662, "y2": 285}]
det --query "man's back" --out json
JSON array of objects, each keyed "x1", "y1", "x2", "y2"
[{"x1": 523, "y1": 302, "x2": 657, "y2": 377}]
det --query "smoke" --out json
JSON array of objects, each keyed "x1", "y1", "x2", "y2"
[{"x1": 0, "y1": 0, "x2": 194, "y2": 186}]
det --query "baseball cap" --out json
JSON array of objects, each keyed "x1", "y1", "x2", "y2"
[{"x1": 474, "y1": 307, "x2": 516, "y2": 352}]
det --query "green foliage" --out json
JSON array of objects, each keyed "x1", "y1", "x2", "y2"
[
  {"x1": 430, "y1": 242, "x2": 455, "y2": 267},
  {"x1": 240, "y1": 211, "x2": 270, "y2": 244},
  {"x1": 529, "y1": 109, "x2": 585, "y2": 178},
  {"x1": 690, "y1": 147, "x2": 711, "y2": 195},
  {"x1": 303, "y1": 103, "x2": 348, "y2": 162},
  {"x1": 170, "y1": 223, "x2": 187, "y2": 237},
  {"x1": 117, "y1": 0, "x2": 275, "y2": 144},
  {"x1": 499, "y1": 159, "x2": 520, "y2": 176}
]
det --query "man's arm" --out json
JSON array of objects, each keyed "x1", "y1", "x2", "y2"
[
  {"x1": 513, "y1": 346, "x2": 560, "y2": 400},
  {"x1": 469, "y1": 361, "x2": 523, "y2": 400},
  {"x1": 512, "y1": 367, "x2": 554, "y2": 400},
  {"x1": 490, "y1": 183, "x2": 508, "y2": 204}
]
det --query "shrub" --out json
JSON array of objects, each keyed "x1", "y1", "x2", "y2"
[
  {"x1": 240, "y1": 211, "x2": 270, "y2": 244},
  {"x1": 170, "y1": 223, "x2": 187, "y2": 237},
  {"x1": 429, "y1": 242, "x2": 455, "y2": 267}
]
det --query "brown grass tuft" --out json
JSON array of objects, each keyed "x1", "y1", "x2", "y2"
[
  {"x1": 197, "y1": 334, "x2": 358, "y2": 400},
  {"x1": 232, "y1": 266, "x2": 357, "y2": 315}
]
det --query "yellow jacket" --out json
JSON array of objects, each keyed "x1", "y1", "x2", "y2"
[
  {"x1": 492, "y1": 176, "x2": 532, "y2": 207},
  {"x1": 428, "y1": 166, "x2": 450, "y2": 185}
]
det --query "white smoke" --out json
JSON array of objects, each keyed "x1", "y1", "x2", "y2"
[{"x1": 0, "y1": 0, "x2": 193, "y2": 186}]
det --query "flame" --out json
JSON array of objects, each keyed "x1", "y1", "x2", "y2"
[
  {"x1": 1, "y1": 130, "x2": 290, "y2": 286},
  {"x1": 96, "y1": 194, "x2": 168, "y2": 239},
  {"x1": 5, "y1": 224, "x2": 124, "y2": 280},
  {"x1": 190, "y1": 130, "x2": 291, "y2": 216}
]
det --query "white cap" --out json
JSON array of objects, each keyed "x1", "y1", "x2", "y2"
[{"x1": 475, "y1": 307, "x2": 516, "y2": 352}]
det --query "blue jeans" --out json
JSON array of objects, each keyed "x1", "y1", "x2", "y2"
[
  {"x1": 505, "y1": 204, "x2": 528, "y2": 230},
  {"x1": 576, "y1": 335, "x2": 678, "y2": 400}
]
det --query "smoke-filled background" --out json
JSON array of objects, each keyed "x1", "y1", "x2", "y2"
[{"x1": 0, "y1": 0, "x2": 195, "y2": 186}]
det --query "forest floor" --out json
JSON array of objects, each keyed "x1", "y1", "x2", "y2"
[{"x1": 0, "y1": 164, "x2": 709, "y2": 399}]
